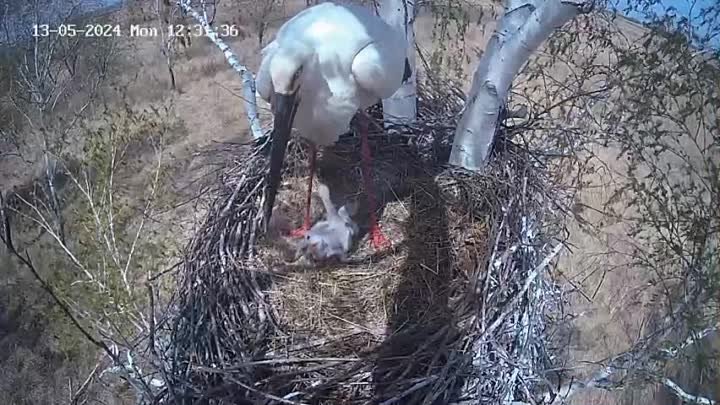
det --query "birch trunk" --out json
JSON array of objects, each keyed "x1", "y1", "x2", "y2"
[
  {"x1": 177, "y1": 0, "x2": 264, "y2": 139},
  {"x1": 377, "y1": 0, "x2": 417, "y2": 126},
  {"x1": 449, "y1": 0, "x2": 588, "y2": 171}
]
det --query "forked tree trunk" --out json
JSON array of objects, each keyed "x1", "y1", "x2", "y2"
[
  {"x1": 450, "y1": 0, "x2": 590, "y2": 171},
  {"x1": 377, "y1": 0, "x2": 417, "y2": 126}
]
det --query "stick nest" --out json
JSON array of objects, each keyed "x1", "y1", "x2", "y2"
[{"x1": 165, "y1": 79, "x2": 569, "y2": 404}]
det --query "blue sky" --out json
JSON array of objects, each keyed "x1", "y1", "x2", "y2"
[
  {"x1": 611, "y1": 0, "x2": 719, "y2": 48},
  {"x1": 4, "y1": 0, "x2": 717, "y2": 49}
]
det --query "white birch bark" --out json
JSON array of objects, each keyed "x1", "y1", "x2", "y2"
[
  {"x1": 377, "y1": 0, "x2": 417, "y2": 126},
  {"x1": 662, "y1": 378, "x2": 716, "y2": 405},
  {"x1": 449, "y1": 0, "x2": 588, "y2": 171},
  {"x1": 176, "y1": 0, "x2": 264, "y2": 139}
]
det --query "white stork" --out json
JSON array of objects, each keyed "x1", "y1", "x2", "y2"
[{"x1": 257, "y1": 1, "x2": 412, "y2": 250}]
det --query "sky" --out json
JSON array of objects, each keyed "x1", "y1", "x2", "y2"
[
  {"x1": 611, "y1": 0, "x2": 719, "y2": 48},
  {"x1": 2, "y1": 0, "x2": 718, "y2": 49},
  {"x1": 87, "y1": 0, "x2": 718, "y2": 48}
]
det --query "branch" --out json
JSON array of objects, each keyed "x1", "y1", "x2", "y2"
[
  {"x1": 157, "y1": 0, "x2": 178, "y2": 90},
  {"x1": 0, "y1": 200, "x2": 118, "y2": 362},
  {"x1": 496, "y1": 364, "x2": 689, "y2": 405},
  {"x1": 659, "y1": 326, "x2": 718, "y2": 358},
  {"x1": 176, "y1": 0, "x2": 263, "y2": 139},
  {"x1": 449, "y1": 0, "x2": 590, "y2": 171},
  {"x1": 663, "y1": 378, "x2": 716, "y2": 405},
  {"x1": 122, "y1": 143, "x2": 165, "y2": 292},
  {"x1": 70, "y1": 363, "x2": 100, "y2": 405},
  {"x1": 481, "y1": 242, "x2": 564, "y2": 338},
  {"x1": 12, "y1": 193, "x2": 98, "y2": 284},
  {"x1": 546, "y1": 323, "x2": 719, "y2": 404},
  {"x1": 0, "y1": 192, "x2": 13, "y2": 251},
  {"x1": 538, "y1": 367, "x2": 612, "y2": 404}
]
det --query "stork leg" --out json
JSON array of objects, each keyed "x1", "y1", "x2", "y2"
[
  {"x1": 289, "y1": 144, "x2": 317, "y2": 238},
  {"x1": 358, "y1": 112, "x2": 391, "y2": 250}
]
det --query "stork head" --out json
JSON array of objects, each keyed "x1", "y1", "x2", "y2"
[
  {"x1": 269, "y1": 51, "x2": 305, "y2": 97},
  {"x1": 263, "y1": 46, "x2": 309, "y2": 230}
]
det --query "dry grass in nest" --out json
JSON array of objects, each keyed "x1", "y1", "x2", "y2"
[{"x1": 165, "y1": 80, "x2": 569, "y2": 405}]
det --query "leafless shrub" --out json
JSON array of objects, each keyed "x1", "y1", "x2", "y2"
[
  {"x1": 1, "y1": 0, "x2": 118, "y2": 246},
  {"x1": 1, "y1": 101, "x2": 185, "y2": 404},
  {"x1": 512, "y1": 2, "x2": 720, "y2": 402}
]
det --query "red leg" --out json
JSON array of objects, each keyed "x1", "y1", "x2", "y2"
[
  {"x1": 358, "y1": 113, "x2": 391, "y2": 250},
  {"x1": 288, "y1": 144, "x2": 316, "y2": 238}
]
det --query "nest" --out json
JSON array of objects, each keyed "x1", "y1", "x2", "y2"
[{"x1": 164, "y1": 80, "x2": 569, "y2": 404}]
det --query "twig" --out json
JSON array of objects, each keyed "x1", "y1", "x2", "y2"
[
  {"x1": 235, "y1": 379, "x2": 311, "y2": 404},
  {"x1": 482, "y1": 243, "x2": 564, "y2": 338},
  {"x1": 194, "y1": 357, "x2": 361, "y2": 371},
  {"x1": 70, "y1": 363, "x2": 100, "y2": 405},
  {"x1": 663, "y1": 378, "x2": 716, "y2": 405},
  {"x1": 1, "y1": 213, "x2": 118, "y2": 361},
  {"x1": 659, "y1": 326, "x2": 718, "y2": 358}
]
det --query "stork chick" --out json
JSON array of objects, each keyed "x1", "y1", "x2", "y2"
[
  {"x1": 257, "y1": 1, "x2": 412, "y2": 251},
  {"x1": 295, "y1": 182, "x2": 359, "y2": 263}
]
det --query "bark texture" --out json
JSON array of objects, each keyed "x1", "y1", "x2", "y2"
[
  {"x1": 450, "y1": 0, "x2": 588, "y2": 171},
  {"x1": 177, "y1": 0, "x2": 264, "y2": 139}
]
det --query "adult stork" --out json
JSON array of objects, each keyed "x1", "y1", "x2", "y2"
[{"x1": 257, "y1": 1, "x2": 412, "y2": 250}]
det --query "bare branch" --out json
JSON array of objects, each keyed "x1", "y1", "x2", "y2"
[
  {"x1": 662, "y1": 378, "x2": 716, "y2": 405},
  {"x1": 1, "y1": 207, "x2": 118, "y2": 362},
  {"x1": 176, "y1": 0, "x2": 263, "y2": 139},
  {"x1": 70, "y1": 363, "x2": 100, "y2": 405}
]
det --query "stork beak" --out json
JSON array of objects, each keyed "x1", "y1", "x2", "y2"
[
  {"x1": 264, "y1": 91, "x2": 299, "y2": 230},
  {"x1": 402, "y1": 58, "x2": 412, "y2": 84}
]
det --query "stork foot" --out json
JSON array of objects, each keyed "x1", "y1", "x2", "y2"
[{"x1": 369, "y1": 226, "x2": 392, "y2": 251}]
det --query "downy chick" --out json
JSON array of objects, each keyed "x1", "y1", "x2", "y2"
[{"x1": 295, "y1": 182, "x2": 359, "y2": 263}]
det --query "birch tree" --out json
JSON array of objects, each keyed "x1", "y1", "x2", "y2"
[
  {"x1": 450, "y1": 0, "x2": 593, "y2": 171},
  {"x1": 583, "y1": 5, "x2": 719, "y2": 401},
  {"x1": 247, "y1": 0, "x2": 284, "y2": 47},
  {"x1": 1, "y1": 0, "x2": 116, "y2": 242},
  {"x1": 175, "y1": 0, "x2": 263, "y2": 139},
  {"x1": 378, "y1": 0, "x2": 418, "y2": 125},
  {"x1": 157, "y1": 0, "x2": 179, "y2": 91},
  {"x1": 502, "y1": 1, "x2": 719, "y2": 401}
]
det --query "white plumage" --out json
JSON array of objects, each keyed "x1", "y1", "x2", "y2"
[
  {"x1": 259, "y1": 1, "x2": 411, "y2": 250},
  {"x1": 256, "y1": 2, "x2": 408, "y2": 145}
]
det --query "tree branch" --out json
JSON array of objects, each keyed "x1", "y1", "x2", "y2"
[
  {"x1": 662, "y1": 378, "x2": 716, "y2": 405},
  {"x1": 449, "y1": 0, "x2": 591, "y2": 171},
  {"x1": 0, "y1": 202, "x2": 118, "y2": 363},
  {"x1": 176, "y1": 0, "x2": 263, "y2": 139}
]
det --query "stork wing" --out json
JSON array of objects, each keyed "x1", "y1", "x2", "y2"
[{"x1": 351, "y1": 39, "x2": 407, "y2": 103}]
